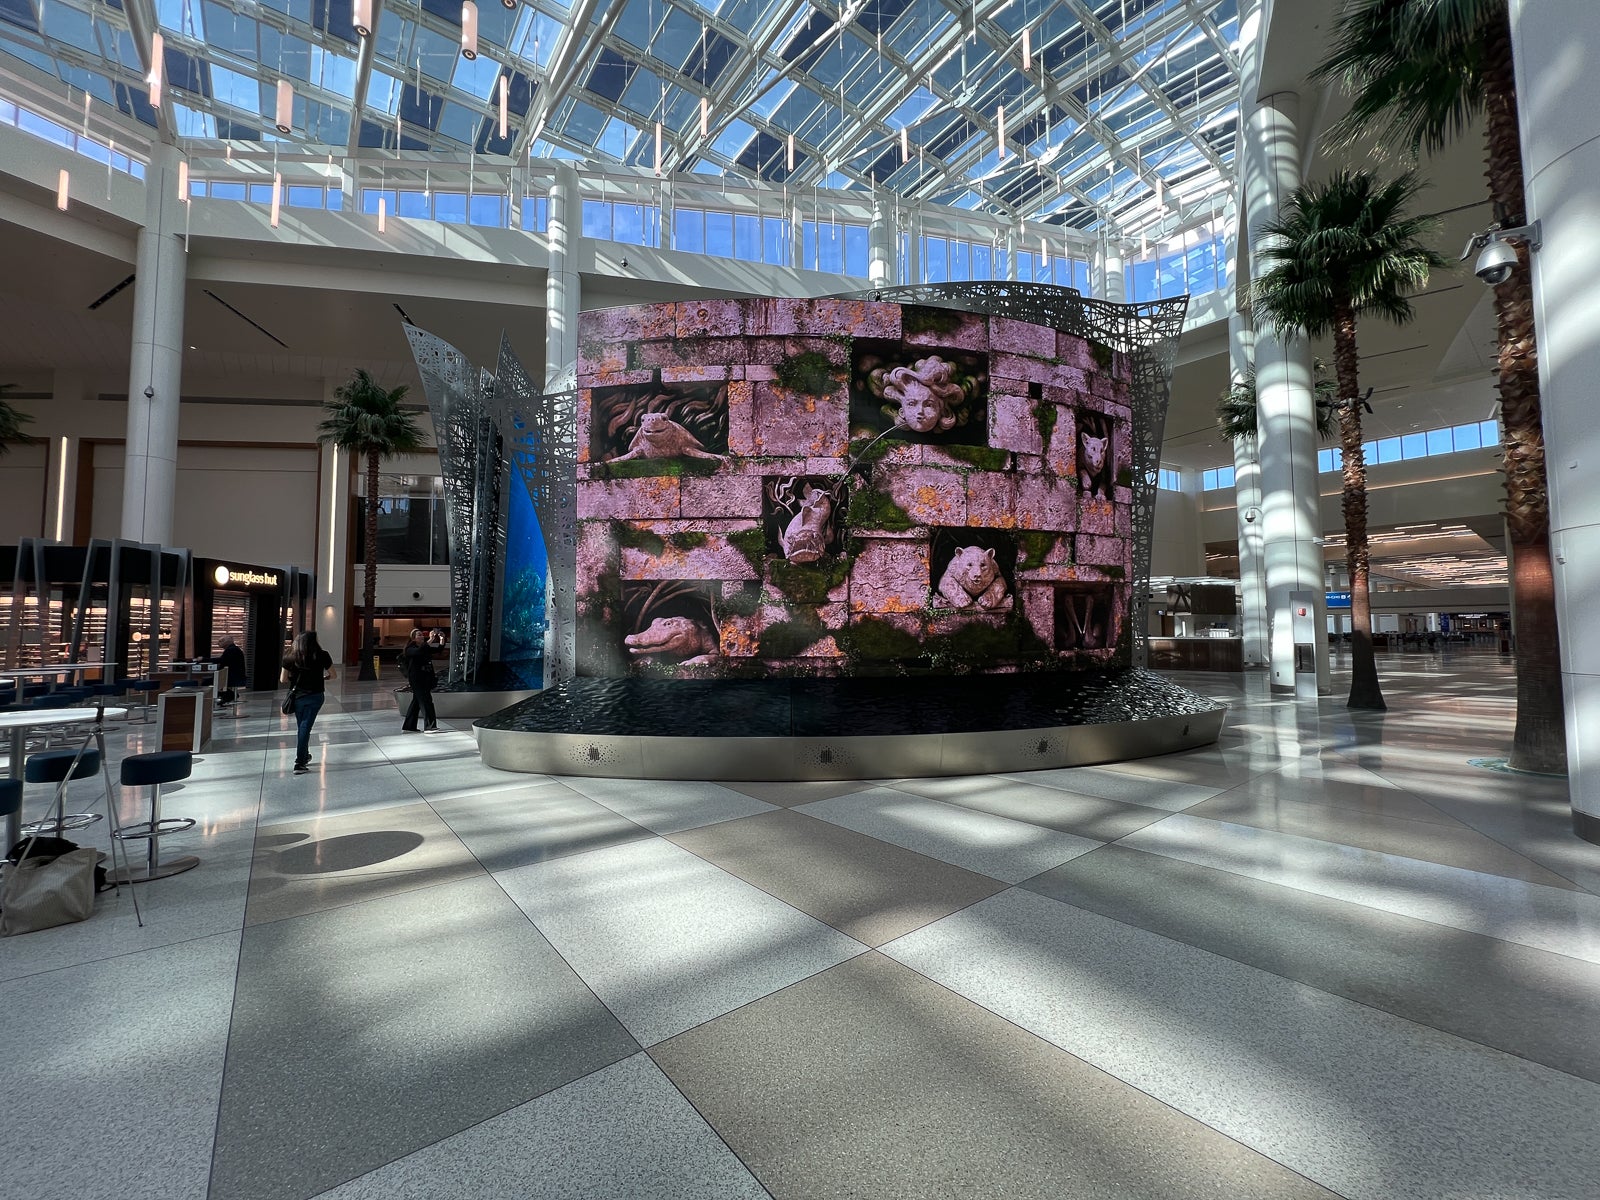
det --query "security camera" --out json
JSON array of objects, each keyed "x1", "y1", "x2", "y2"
[
  {"x1": 143, "y1": 385, "x2": 154, "y2": 399},
  {"x1": 1243, "y1": 507, "x2": 1259, "y2": 524},
  {"x1": 411, "y1": 591, "x2": 422, "y2": 600},
  {"x1": 1475, "y1": 238, "x2": 1518, "y2": 286}
]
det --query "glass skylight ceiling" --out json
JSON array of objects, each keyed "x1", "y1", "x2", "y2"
[{"x1": 0, "y1": 0, "x2": 1241, "y2": 233}]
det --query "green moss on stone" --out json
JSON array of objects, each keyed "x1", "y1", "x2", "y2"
[
  {"x1": 759, "y1": 610, "x2": 832, "y2": 658},
  {"x1": 939, "y1": 443, "x2": 1012, "y2": 471},
  {"x1": 775, "y1": 351, "x2": 840, "y2": 397},
  {"x1": 1034, "y1": 398, "x2": 1058, "y2": 448},
  {"x1": 923, "y1": 613, "x2": 1050, "y2": 670},
  {"x1": 667, "y1": 531, "x2": 708, "y2": 551},
  {"x1": 845, "y1": 487, "x2": 914, "y2": 532},
  {"x1": 1088, "y1": 339, "x2": 1115, "y2": 370},
  {"x1": 727, "y1": 526, "x2": 770, "y2": 574},
  {"x1": 1016, "y1": 531, "x2": 1058, "y2": 571},
  {"x1": 767, "y1": 555, "x2": 852, "y2": 605},
  {"x1": 615, "y1": 524, "x2": 666, "y2": 556},
  {"x1": 836, "y1": 617, "x2": 924, "y2": 664},
  {"x1": 902, "y1": 305, "x2": 964, "y2": 337},
  {"x1": 1115, "y1": 465, "x2": 1134, "y2": 488},
  {"x1": 601, "y1": 457, "x2": 719, "y2": 479}
]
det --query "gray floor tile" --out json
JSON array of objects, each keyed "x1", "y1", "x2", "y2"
[
  {"x1": 313, "y1": 1054, "x2": 768, "y2": 1200},
  {"x1": 893, "y1": 774, "x2": 1171, "y2": 841},
  {"x1": 1183, "y1": 789, "x2": 1578, "y2": 887},
  {"x1": 651, "y1": 952, "x2": 1339, "y2": 1200},
  {"x1": 560, "y1": 776, "x2": 777, "y2": 833},
  {"x1": 1216, "y1": 770, "x2": 1460, "y2": 826},
  {"x1": 1001, "y1": 765, "x2": 1225, "y2": 811},
  {"x1": 883, "y1": 889, "x2": 1600, "y2": 1200},
  {"x1": 495, "y1": 838, "x2": 866, "y2": 1045},
  {"x1": 245, "y1": 800, "x2": 484, "y2": 926},
  {"x1": 210, "y1": 876, "x2": 638, "y2": 1200},
  {"x1": 722, "y1": 779, "x2": 875, "y2": 807},
  {"x1": 428, "y1": 780, "x2": 652, "y2": 872},
  {"x1": 796, "y1": 787, "x2": 1101, "y2": 882},
  {"x1": 668, "y1": 809, "x2": 1006, "y2": 945},
  {"x1": 0, "y1": 931, "x2": 241, "y2": 1200},
  {"x1": 1121, "y1": 813, "x2": 1600, "y2": 963},
  {"x1": 1024, "y1": 843, "x2": 1600, "y2": 1084}
]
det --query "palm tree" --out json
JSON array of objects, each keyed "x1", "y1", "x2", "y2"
[
  {"x1": 318, "y1": 369, "x2": 428, "y2": 681},
  {"x1": 1314, "y1": 0, "x2": 1561, "y2": 769},
  {"x1": 1215, "y1": 361, "x2": 1340, "y2": 443},
  {"x1": 1251, "y1": 170, "x2": 1448, "y2": 711},
  {"x1": 0, "y1": 384, "x2": 34, "y2": 454}
]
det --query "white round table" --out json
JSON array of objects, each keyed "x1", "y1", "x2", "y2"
[{"x1": 0, "y1": 708, "x2": 126, "y2": 848}]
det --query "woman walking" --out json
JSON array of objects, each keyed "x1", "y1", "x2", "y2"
[{"x1": 281, "y1": 630, "x2": 337, "y2": 775}]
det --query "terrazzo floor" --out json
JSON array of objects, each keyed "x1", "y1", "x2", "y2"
[{"x1": 3, "y1": 649, "x2": 1598, "y2": 1200}]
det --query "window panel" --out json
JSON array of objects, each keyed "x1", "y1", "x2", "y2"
[
  {"x1": 433, "y1": 192, "x2": 468, "y2": 223},
  {"x1": 1452, "y1": 423, "x2": 1481, "y2": 451},
  {"x1": 1480, "y1": 419, "x2": 1499, "y2": 446},
  {"x1": 705, "y1": 210, "x2": 734, "y2": 257},
  {"x1": 1426, "y1": 428, "x2": 1453, "y2": 456},
  {"x1": 469, "y1": 194, "x2": 504, "y2": 227},
  {"x1": 1376, "y1": 437, "x2": 1402, "y2": 464},
  {"x1": 675, "y1": 208, "x2": 705, "y2": 253},
  {"x1": 582, "y1": 199, "x2": 612, "y2": 238}
]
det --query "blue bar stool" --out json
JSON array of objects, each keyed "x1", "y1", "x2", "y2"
[
  {"x1": 20, "y1": 747, "x2": 107, "y2": 836},
  {"x1": 119, "y1": 678, "x2": 161, "y2": 724},
  {"x1": 113, "y1": 751, "x2": 199, "y2": 882},
  {"x1": 0, "y1": 778, "x2": 20, "y2": 853}
]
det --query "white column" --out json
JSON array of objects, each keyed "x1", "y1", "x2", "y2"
[
  {"x1": 1101, "y1": 243, "x2": 1126, "y2": 302},
  {"x1": 868, "y1": 197, "x2": 894, "y2": 287},
  {"x1": 545, "y1": 162, "x2": 580, "y2": 392},
  {"x1": 1510, "y1": 0, "x2": 1600, "y2": 839},
  {"x1": 121, "y1": 141, "x2": 187, "y2": 545},
  {"x1": 1229, "y1": 312, "x2": 1268, "y2": 667},
  {"x1": 314, "y1": 406, "x2": 351, "y2": 661},
  {"x1": 544, "y1": 161, "x2": 581, "y2": 681},
  {"x1": 1243, "y1": 88, "x2": 1329, "y2": 694}
]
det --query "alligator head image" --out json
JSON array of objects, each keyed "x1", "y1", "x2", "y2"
[{"x1": 623, "y1": 616, "x2": 720, "y2": 662}]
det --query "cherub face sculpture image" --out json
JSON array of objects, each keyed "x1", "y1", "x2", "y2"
[{"x1": 875, "y1": 356, "x2": 964, "y2": 433}]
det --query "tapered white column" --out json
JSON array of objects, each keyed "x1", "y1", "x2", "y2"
[
  {"x1": 545, "y1": 162, "x2": 580, "y2": 392},
  {"x1": 122, "y1": 141, "x2": 187, "y2": 545},
  {"x1": 543, "y1": 161, "x2": 580, "y2": 682},
  {"x1": 1510, "y1": 0, "x2": 1600, "y2": 838},
  {"x1": 869, "y1": 198, "x2": 894, "y2": 287},
  {"x1": 314, "y1": 421, "x2": 351, "y2": 662},
  {"x1": 1241, "y1": 83, "x2": 1329, "y2": 694},
  {"x1": 1229, "y1": 312, "x2": 1268, "y2": 667},
  {"x1": 1101, "y1": 243, "x2": 1126, "y2": 302}
]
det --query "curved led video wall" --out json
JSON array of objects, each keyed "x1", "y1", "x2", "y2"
[{"x1": 574, "y1": 297, "x2": 1148, "y2": 678}]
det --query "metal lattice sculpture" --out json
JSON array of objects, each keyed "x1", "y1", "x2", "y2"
[
  {"x1": 841, "y1": 283, "x2": 1188, "y2": 666},
  {"x1": 485, "y1": 334, "x2": 580, "y2": 686},
  {"x1": 403, "y1": 325, "x2": 505, "y2": 686}
]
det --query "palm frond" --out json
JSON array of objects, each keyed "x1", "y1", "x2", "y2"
[
  {"x1": 1215, "y1": 363, "x2": 1341, "y2": 443},
  {"x1": 318, "y1": 370, "x2": 428, "y2": 457},
  {"x1": 0, "y1": 383, "x2": 35, "y2": 456}
]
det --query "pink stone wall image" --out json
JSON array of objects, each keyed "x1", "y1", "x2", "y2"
[{"x1": 574, "y1": 299, "x2": 1137, "y2": 678}]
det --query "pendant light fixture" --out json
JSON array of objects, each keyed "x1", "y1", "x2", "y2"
[
  {"x1": 178, "y1": 159, "x2": 189, "y2": 202},
  {"x1": 56, "y1": 169, "x2": 69, "y2": 211},
  {"x1": 270, "y1": 172, "x2": 282, "y2": 227},
  {"x1": 378, "y1": 195, "x2": 387, "y2": 233},
  {"x1": 275, "y1": 80, "x2": 294, "y2": 134},
  {"x1": 786, "y1": 133, "x2": 795, "y2": 172},
  {"x1": 700, "y1": 96, "x2": 709, "y2": 139},
  {"x1": 900, "y1": 125, "x2": 909, "y2": 163},
  {"x1": 997, "y1": 105, "x2": 1006, "y2": 159},
  {"x1": 498, "y1": 76, "x2": 509, "y2": 139},
  {"x1": 502, "y1": 0, "x2": 515, "y2": 7},
  {"x1": 654, "y1": 121, "x2": 663, "y2": 177},
  {"x1": 147, "y1": 32, "x2": 164, "y2": 108},
  {"x1": 1022, "y1": 28, "x2": 1032, "y2": 72},
  {"x1": 352, "y1": 0, "x2": 372, "y2": 38},
  {"x1": 461, "y1": 2, "x2": 479, "y2": 60}
]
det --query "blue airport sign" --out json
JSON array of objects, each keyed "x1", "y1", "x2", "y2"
[{"x1": 1326, "y1": 591, "x2": 1352, "y2": 609}]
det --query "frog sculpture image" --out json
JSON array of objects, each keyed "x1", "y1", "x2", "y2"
[{"x1": 609, "y1": 412, "x2": 724, "y2": 462}]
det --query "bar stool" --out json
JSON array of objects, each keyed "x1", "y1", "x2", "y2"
[
  {"x1": 113, "y1": 751, "x2": 199, "y2": 882},
  {"x1": 20, "y1": 747, "x2": 107, "y2": 835},
  {"x1": 119, "y1": 678, "x2": 161, "y2": 724},
  {"x1": 0, "y1": 778, "x2": 20, "y2": 855}
]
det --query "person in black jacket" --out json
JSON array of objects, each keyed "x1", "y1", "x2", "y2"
[
  {"x1": 213, "y1": 636, "x2": 248, "y2": 706},
  {"x1": 401, "y1": 628, "x2": 438, "y2": 733},
  {"x1": 280, "y1": 630, "x2": 336, "y2": 775}
]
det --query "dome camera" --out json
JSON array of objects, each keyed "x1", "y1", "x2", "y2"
[{"x1": 1475, "y1": 238, "x2": 1519, "y2": 286}]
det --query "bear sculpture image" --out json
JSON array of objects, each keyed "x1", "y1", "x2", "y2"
[{"x1": 937, "y1": 546, "x2": 1011, "y2": 610}]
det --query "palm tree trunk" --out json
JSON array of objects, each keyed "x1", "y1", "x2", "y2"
[
  {"x1": 1333, "y1": 300, "x2": 1385, "y2": 711},
  {"x1": 360, "y1": 451, "x2": 380, "y2": 681},
  {"x1": 1484, "y1": 8, "x2": 1565, "y2": 772}
]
